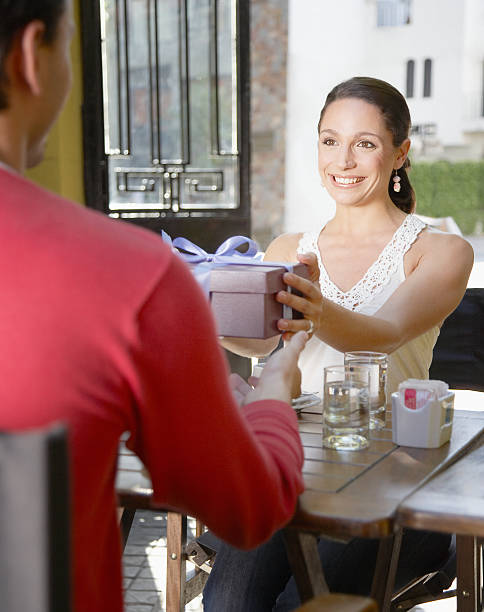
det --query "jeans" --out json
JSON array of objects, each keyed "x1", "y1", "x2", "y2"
[{"x1": 202, "y1": 528, "x2": 452, "y2": 612}]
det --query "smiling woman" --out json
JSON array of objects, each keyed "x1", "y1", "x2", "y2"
[
  {"x1": 206, "y1": 76, "x2": 474, "y2": 611},
  {"x1": 317, "y1": 77, "x2": 413, "y2": 214},
  {"x1": 221, "y1": 76, "x2": 473, "y2": 395}
]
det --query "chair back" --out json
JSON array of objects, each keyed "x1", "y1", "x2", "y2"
[
  {"x1": 0, "y1": 424, "x2": 70, "y2": 612},
  {"x1": 429, "y1": 288, "x2": 484, "y2": 391}
]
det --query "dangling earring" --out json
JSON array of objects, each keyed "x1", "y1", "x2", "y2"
[{"x1": 392, "y1": 169, "x2": 401, "y2": 193}]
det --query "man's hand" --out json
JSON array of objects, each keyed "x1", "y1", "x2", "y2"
[
  {"x1": 243, "y1": 331, "x2": 308, "y2": 405},
  {"x1": 228, "y1": 373, "x2": 253, "y2": 406}
]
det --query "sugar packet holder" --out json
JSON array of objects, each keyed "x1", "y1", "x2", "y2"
[
  {"x1": 391, "y1": 378, "x2": 454, "y2": 448},
  {"x1": 161, "y1": 232, "x2": 305, "y2": 320}
]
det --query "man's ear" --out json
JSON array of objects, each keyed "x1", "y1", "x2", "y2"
[{"x1": 10, "y1": 20, "x2": 47, "y2": 97}]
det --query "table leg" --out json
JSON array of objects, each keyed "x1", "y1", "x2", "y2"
[
  {"x1": 370, "y1": 529, "x2": 402, "y2": 612},
  {"x1": 456, "y1": 534, "x2": 482, "y2": 612},
  {"x1": 283, "y1": 528, "x2": 329, "y2": 603},
  {"x1": 166, "y1": 512, "x2": 187, "y2": 612}
]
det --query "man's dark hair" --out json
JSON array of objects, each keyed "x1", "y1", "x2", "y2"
[{"x1": 0, "y1": 0, "x2": 65, "y2": 109}]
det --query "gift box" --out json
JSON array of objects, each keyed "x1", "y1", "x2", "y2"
[
  {"x1": 162, "y1": 232, "x2": 311, "y2": 339},
  {"x1": 208, "y1": 262, "x2": 310, "y2": 338}
]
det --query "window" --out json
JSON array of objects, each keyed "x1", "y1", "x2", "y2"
[
  {"x1": 377, "y1": 0, "x2": 411, "y2": 27},
  {"x1": 80, "y1": 0, "x2": 251, "y2": 252},
  {"x1": 423, "y1": 58, "x2": 432, "y2": 98},
  {"x1": 406, "y1": 60, "x2": 415, "y2": 98},
  {"x1": 482, "y1": 60, "x2": 484, "y2": 117}
]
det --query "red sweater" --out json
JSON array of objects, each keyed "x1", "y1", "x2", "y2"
[{"x1": 0, "y1": 168, "x2": 304, "y2": 612}]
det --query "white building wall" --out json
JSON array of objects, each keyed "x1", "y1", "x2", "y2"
[
  {"x1": 462, "y1": 0, "x2": 484, "y2": 131},
  {"x1": 285, "y1": 0, "x2": 371, "y2": 232},
  {"x1": 284, "y1": 0, "x2": 483, "y2": 233}
]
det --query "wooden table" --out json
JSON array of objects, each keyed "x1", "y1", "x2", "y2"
[
  {"x1": 285, "y1": 394, "x2": 484, "y2": 610},
  {"x1": 397, "y1": 431, "x2": 484, "y2": 611},
  {"x1": 116, "y1": 392, "x2": 484, "y2": 612}
]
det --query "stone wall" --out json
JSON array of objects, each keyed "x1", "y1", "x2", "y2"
[{"x1": 250, "y1": 0, "x2": 288, "y2": 250}]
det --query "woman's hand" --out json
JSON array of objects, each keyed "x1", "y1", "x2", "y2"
[
  {"x1": 276, "y1": 255, "x2": 324, "y2": 342},
  {"x1": 298, "y1": 252, "x2": 320, "y2": 283}
]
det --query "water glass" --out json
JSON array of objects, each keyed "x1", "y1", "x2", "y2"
[
  {"x1": 344, "y1": 351, "x2": 388, "y2": 430},
  {"x1": 322, "y1": 364, "x2": 370, "y2": 451}
]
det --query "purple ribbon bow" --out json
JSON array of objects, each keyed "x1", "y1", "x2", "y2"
[
  {"x1": 169, "y1": 234, "x2": 261, "y2": 264},
  {"x1": 161, "y1": 232, "x2": 263, "y2": 296}
]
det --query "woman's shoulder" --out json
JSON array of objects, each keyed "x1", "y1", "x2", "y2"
[
  {"x1": 264, "y1": 232, "x2": 305, "y2": 262},
  {"x1": 420, "y1": 225, "x2": 473, "y2": 253},
  {"x1": 415, "y1": 224, "x2": 474, "y2": 269}
]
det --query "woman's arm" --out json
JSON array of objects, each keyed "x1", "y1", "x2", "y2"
[
  {"x1": 277, "y1": 232, "x2": 474, "y2": 354},
  {"x1": 220, "y1": 232, "x2": 304, "y2": 357},
  {"x1": 220, "y1": 336, "x2": 280, "y2": 358}
]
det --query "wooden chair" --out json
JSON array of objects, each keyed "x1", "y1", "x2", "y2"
[
  {"x1": 389, "y1": 536, "x2": 457, "y2": 610},
  {"x1": 296, "y1": 593, "x2": 377, "y2": 611},
  {"x1": 429, "y1": 287, "x2": 484, "y2": 392},
  {"x1": 117, "y1": 441, "x2": 209, "y2": 611},
  {"x1": 119, "y1": 507, "x2": 209, "y2": 610},
  {"x1": 0, "y1": 424, "x2": 71, "y2": 612}
]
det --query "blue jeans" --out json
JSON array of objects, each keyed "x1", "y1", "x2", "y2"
[{"x1": 202, "y1": 529, "x2": 452, "y2": 612}]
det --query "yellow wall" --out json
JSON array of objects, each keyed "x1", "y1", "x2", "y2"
[{"x1": 26, "y1": 0, "x2": 85, "y2": 204}]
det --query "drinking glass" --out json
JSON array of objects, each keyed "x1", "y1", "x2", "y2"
[
  {"x1": 322, "y1": 364, "x2": 370, "y2": 451},
  {"x1": 344, "y1": 351, "x2": 388, "y2": 430}
]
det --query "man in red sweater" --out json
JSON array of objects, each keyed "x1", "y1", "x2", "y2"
[{"x1": 0, "y1": 1, "x2": 307, "y2": 610}]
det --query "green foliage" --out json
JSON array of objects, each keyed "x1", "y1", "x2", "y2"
[{"x1": 410, "y1": 161, "x2": 484, "y2": 234}]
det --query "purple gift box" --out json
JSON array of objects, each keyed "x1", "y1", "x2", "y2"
[
  {"x1": 208, "y1": 262, "x2": 310, "y2": 338},
  {"x1": 162, "y1": 232, "x2": 310, "y2": 339}
]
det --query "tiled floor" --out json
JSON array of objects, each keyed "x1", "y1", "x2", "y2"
[
  {"x1": 123, "y1": 235, "x2": 483, "y2": 611},
  {"x1": 417, "y1": 594, "x2": 457, "y2": 612}
]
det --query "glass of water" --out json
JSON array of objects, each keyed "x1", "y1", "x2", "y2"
[
  {"x1": 322, "y1": 364, "x2": 370, "y2": 451},
  {"x1": 344, "y1": 351, "x2": 388, "y2": 430}
]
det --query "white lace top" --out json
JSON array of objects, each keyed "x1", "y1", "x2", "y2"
[{"x1": 296, "y1": 214, "x2": 440, "y2": 395}]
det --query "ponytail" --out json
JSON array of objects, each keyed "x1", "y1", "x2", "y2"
[{"x1": 388, "y1": 159, "x2": 415, "y2": 214}]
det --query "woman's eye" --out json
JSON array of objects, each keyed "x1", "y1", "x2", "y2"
[
  {"x1": 321, "y1": 138, "x2": 336, "y2": 146},
  {"x1": 357, "y1": 140, "x2": 376, "y2": 149}
]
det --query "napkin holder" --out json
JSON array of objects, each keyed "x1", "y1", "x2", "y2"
[{"x1": 391, "y1": 390, "x2": 454, "y2": 448}]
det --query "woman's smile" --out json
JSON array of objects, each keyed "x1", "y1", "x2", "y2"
[{"x1": 331, "y1": 174, "x2": 366, "y2": 187}]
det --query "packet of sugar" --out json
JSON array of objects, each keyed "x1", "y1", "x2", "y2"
[{"x1": 398, "y1": 379, "x2": 449, "y2": 410}]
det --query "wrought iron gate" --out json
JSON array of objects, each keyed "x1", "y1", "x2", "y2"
[{"x1": 80, "y1": 0, "x2": 250, "y2": 250}]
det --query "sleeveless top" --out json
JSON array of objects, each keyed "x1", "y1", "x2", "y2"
[{"x1": 296, "y1": 214, "x2": 440, "y2": 396}]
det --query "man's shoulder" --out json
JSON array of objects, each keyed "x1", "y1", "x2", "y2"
[
  {"x1": 1, "y1": 169, "x2": 166, "y2": 255},
  {"x1": 0, "y1": 169, "x2": 174, "y2": 301}
]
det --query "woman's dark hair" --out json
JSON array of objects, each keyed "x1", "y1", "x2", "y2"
[
  {"x1": 318, "y1": 76, "x2": 415, "y2": 214},
  {"x1": 0, "y1": 0, "x2": 66, "y2": 109}
]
